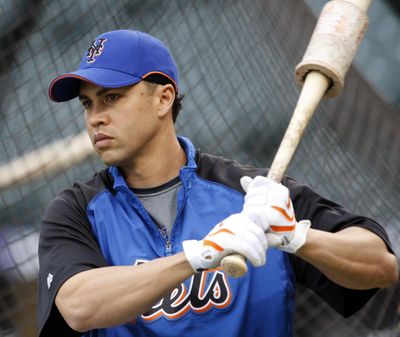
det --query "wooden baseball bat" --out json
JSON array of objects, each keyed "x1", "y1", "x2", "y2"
[{"x1": 221, "y1": 0, "x2": 372, "y2": 278}]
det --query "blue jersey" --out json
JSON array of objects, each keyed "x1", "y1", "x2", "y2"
[{"x1": 38, "y1": 137, "x2": 390, "y2": 337}]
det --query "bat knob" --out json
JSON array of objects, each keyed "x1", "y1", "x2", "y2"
[{"x1": 221, "y1": 254, "x2": 248, "y2": 278}]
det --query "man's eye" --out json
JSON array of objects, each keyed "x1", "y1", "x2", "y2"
[
  {"x1": 105, "y1": 94, "x2": 120, "y2": 103},
  {"x1": 82, "y1": 100, "x2": 92, "y2": 109}
]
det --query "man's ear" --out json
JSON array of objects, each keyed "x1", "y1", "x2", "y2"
[{"x1": 158, "y1": 84, "x2": 175, "y2": 118}]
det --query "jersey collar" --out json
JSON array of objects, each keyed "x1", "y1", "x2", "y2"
[{"x1": 108, "y1": 136, "x2": 198, "y2": 190}]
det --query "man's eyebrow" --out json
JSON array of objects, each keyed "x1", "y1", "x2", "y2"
[
  {"x1": 78, "y1": 88, "x2": 110, "y2": 101},
  {"x1": 96, "y1": 88, "x2": 109, "y2": 96}
]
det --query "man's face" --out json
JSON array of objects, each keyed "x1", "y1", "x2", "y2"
[{"x1": 79, "y1": 81, "x2": 162, "y2": 167}]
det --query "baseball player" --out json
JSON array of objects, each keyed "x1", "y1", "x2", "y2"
[{"x1": 38, "y1": 30, "x2": 398, "y2": 337}]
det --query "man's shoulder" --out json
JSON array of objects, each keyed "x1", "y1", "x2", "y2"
[
  {"x1": 195, "y1": 151, "x2": 301, "y2": 192},
  {"x1": 72, "y1": 168, "x2": 112, "y2": 194},
  {"x1": 45, "y1": 168, "x2": 112, "y2": 216},
  {"x1": 196, "y1": 151, "x2": 267, "y2": 192}
]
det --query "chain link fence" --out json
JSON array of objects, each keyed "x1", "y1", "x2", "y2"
[{"x1": 0, "y1": 0, "x2": 399, "y2": 336}]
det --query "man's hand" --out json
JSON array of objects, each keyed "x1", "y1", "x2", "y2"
[
  {"x1": 241, "y1": 176, "x2": 311, "y2": 254},
  {"x1": 182, "y1": 213, "x2": 268, "y2": 272}
]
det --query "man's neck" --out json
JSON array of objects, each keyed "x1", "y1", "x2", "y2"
[{"x1": 120, "y1": 135, "x2": 187, "y2": 189}]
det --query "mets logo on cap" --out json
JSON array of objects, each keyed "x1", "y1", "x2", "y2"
[{"x1": 86, "y1": 38, "x2": 107, "y2": 63}]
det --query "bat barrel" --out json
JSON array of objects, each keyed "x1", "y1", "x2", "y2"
[{"x1": 295, "y1": 0, "x2": 371, "y2": 98}]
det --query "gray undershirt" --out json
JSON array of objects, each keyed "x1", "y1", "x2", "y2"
[{"x1": 133, "y1": 179, "x2": 182, "y2": 236}]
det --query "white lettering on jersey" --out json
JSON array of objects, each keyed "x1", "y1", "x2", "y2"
[{"x1": 47, "y1": 273, "x2": 54, "y2": 290}]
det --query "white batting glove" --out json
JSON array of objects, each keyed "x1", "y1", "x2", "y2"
[
  {"x1": 182, "y1": 213, "x2": 268, "y2": 272},
  {"x1": 241, "y1": 176, "x2": 311, "y2": 254}
]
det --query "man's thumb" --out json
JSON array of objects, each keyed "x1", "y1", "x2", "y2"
[{"x1": 240, "y1": 176, "x2": 253, "y2": 193}]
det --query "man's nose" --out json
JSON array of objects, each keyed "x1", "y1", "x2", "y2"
[{"x1": 88, "y1": 104, "x2": 109, "y2": 128}]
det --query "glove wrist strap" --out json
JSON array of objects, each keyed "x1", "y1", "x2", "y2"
[
  {"x1": 280, "y1": 220, "x2": 311, "y2": 253},
  {"x1": 182, "y1": 240, "x2": 208, "y2": 272}
]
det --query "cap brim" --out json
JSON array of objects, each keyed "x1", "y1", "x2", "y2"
[{"x1": 48, "y1": 68, "x2": 142, "y2": 102}]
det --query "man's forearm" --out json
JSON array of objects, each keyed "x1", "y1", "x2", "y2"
[
  {"x1": 296, "y1": 227, "x2": 398, "y2": 289},
  {"x1": 56, "y1": 252, "x2": 194, "y2": 332}
]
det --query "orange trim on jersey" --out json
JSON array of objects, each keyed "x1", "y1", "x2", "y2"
[
  {"x1": 142, "y1": 284, "x2": 189, "y2": 321},
  {"x1": 270, "y1": 224, "x2": 296, "y2": 232},
  {"x1": 214, "y1": 285, "x2": 220, "y2": 298},
  {"x1": 198, "y1": 267, "x2": 222, "y2": 297},
  {"x1": 212, "y1": 271, "x2": 232, "y2": 310},
  {"x1": 142, "y1": 310, "x2": 164, "y2": 321},
  {"x1": 203, "y1": 240, "x2": 224, "y2": 252},
  {"x1": 171, "y1": 286, "x2": 187, "y2": 306},
  {"x1": 164, "y1": 306, "x2": 191, "y2": 320},
  {"x1": 192, "y1": 271, "x2": 232, "y2": 313},
  {"x1": 195, "y1": 301, "x2": 214, "y2": 313},
  {"x1": 142, "y1": 304, "x2": 191, "y2": 321},
  {"x1": 141, "y1": 270, "x2": 232, "y2": 322}
]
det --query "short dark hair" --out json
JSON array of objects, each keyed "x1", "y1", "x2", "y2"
[
  {"x1": 172, "y1": 93, "x2": 184, "y2": 123},
  {"x1": 143, "y1": 74, "x2": 184, "y2": 123}
]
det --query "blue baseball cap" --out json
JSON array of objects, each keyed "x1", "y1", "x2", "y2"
[{"x1": 48, "y1": 30, "x2": 179, "y2": 102}]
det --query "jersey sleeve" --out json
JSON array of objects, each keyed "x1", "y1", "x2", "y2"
[
  {"x1": 38, "y1": 188, "x2": 108, "y2": 337},
  {"x1": 282, "y1": 176, "x2": 395, "y2": 317}
]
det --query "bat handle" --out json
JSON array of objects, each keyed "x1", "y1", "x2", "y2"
[
  {"x1": 220, "y1": 164, "x2": 287, "y2": 278},
  {"x1": 220, "y1": 254, "x2": 247, "y2": 278}
]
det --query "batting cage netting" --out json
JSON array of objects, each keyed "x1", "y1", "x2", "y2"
[{"x1": 0, "y1": 0, "x2": 399, "y2": 336}]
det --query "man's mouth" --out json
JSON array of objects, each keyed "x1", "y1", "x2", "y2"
[{"x1": 94, "y1": 133, "x2": 113, "y2": 148}]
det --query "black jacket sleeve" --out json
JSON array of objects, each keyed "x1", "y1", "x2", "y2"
[
  {"x1": 282, "y1": 176, "x2": 394, "y2": 317},
  {"x1": 196, "y1": 152, "x2": 395, "y2": 317},
  {"x1": 38, "y1": 184, "x2": 109, "y2": 337}
]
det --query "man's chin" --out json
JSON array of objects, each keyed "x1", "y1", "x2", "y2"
[
  {"x1": 96, "y1": 151, "x2": 120, "y2": 167},
  {"x1": 96, "y1": 148, "x2": 136, "y2": 168}
]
